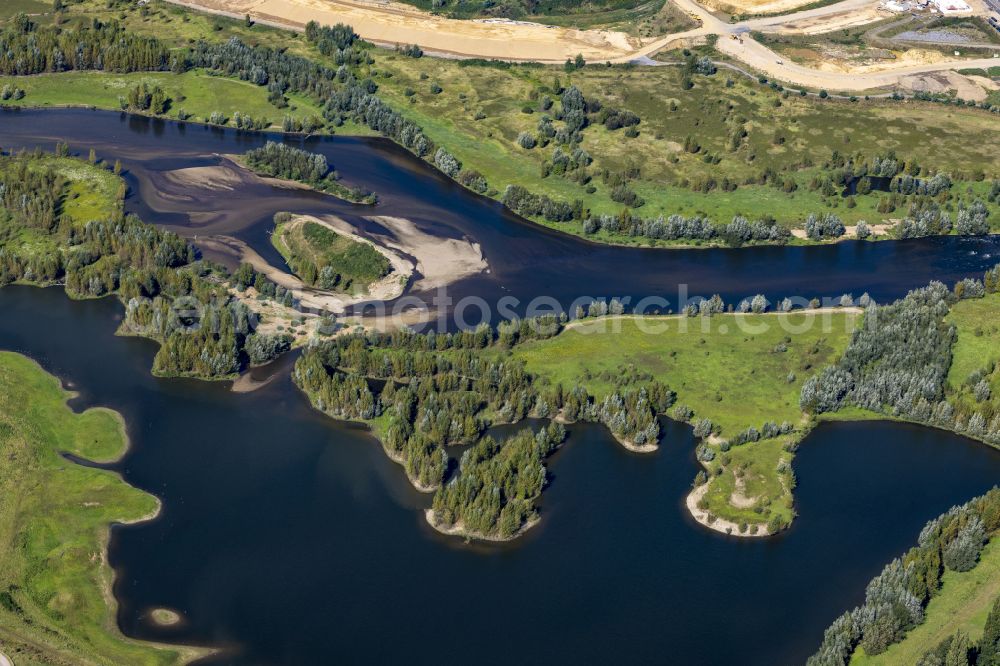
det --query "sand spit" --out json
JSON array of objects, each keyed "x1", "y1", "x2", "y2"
[{"x1": 364, "y1": 215, "x2": 488, "y2": 292}]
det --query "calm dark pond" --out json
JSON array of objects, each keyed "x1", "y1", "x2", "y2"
[
  {"x1": 1, "y1": 285, "x2": 1000, "y2": 665},
  {"x1": 1, "y1": 108, "x2": 999, "y2": 321}
]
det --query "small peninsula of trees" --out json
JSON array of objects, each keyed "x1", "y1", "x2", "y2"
[
  {"x1": 801, "y1": 269, "x2": 1000, "y2": 445},
  {"x1": 809, "y1": 488, "x2": 1000, "y2": 664},
  {"x1": 430, "y1": 423, "x2": 566, "y2": 540},
  {"x1": 292, "y1": 322, "x2": 675, "y2": 537},
  {"x1": 0, "y1": 151, "x2": 288, "y2": 379}
]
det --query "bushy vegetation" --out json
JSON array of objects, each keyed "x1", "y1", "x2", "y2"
[
  {"x1": 292, "y1": 320, "x2": 675, "y2": 527},
  {"x1": 808, "y1": 488, "x2": 1000, "y2": 665},
  {"x1": 802, "y1": 270, "x2": 1000, "y2": 445},
  {"x1": 430, "y1": 423, "x2": 566, "y2": 539},
  {"x1": 0, "y1": 152, "x2": 286, "y2": 379},
  {"x1": 272, "y1": 215, "x2": 389, "y2": 292},
  {"x1": 243, "y1": 142, "x2": 376, "y2": 203}
]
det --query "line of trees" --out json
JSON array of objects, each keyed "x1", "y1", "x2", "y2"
[{"x1": 808, "y1": 487, "x2": 1000, "y2": 664}]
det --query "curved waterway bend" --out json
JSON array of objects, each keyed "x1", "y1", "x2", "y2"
[
  {"x1": 1, "y1": 108, "x2": 1000, "y2": 319},
  {"x1": 1, "y1": 285, "x2": 1000, "y2": 665}
]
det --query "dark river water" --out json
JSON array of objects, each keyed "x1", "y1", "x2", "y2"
[
  {"x1": 3, "y1": 285, "x2": 1000, "y2": 665},
  {"x1": 2, "y1": 108, "x2": 1000, "y2": 320},
  {"x1": 1, "y1": 109, "x2": 1000, "y2": 665}
]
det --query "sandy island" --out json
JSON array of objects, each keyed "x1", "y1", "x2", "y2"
[
  {"x1": 197, "y1": 214, "x2": 414, "y2": 312},
  {"x1": 149, "y1": 608, "x2": 183, "y2": 627}
]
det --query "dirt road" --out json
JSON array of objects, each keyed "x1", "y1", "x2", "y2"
[
  {"x1": 167, "y1": 0, "x2": 644, "y2": 61},
  {"x1": 167, "y1": 0, "x2": 1000, "y2": 93}
]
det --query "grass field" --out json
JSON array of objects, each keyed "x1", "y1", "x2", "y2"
[
  {"x1": 0, "y1": 70, "x2": 325, "y2": 129},
  {"x1": 851, "y1": 536, "x2": 1000, "y2": 665},
  {"x1": 367, "y1": 50, "x2": 1000, "y2": 237},
  {"x1": 0, "y1": 0, "x2": 50, "y2": 20},
  {"x1": 515, "y1": 310, "x2": 861, "y2": 527},
  {"x1": 6, "y1": 0, "x2": 996, "y2": 247},
  {"x1": 945, "y1": 292, "x2": 1000, "y2": 423},
  {"x1": 0, "y1": 352, "x2": 192, "y2": 665}
]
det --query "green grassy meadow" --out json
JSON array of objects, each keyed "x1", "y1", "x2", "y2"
[
  {"x1": 272, "y1": 219, "x2": 390, "y2": 292},
  {"x1": 0, "y1": 70, "x2": 325, "y2": 129},
  {"x1": 945, "y1": 292, "x2": 1000, "y2": 424},
  {"x1": 0, "y1": 0, "x2": 51, "y2": 20},
  {"x1": 851, "y1": 537, "x2": 1000, "y2": 665},
  {"x1": 515, "y1": 311, "x2": 861, "y2": 526},
  {"x1": 0, "y1": 352, "x2": 194, "y2": 665}
]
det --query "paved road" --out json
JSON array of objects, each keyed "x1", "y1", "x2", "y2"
[{"x1": 618, "y1": 0, "x2": 1000, "y2": 92}]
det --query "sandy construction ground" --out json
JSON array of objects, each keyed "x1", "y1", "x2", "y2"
[
  {"x1": 171, "y1": 0, "x2": 1000, "y2": 95},
  {"x1": 705, "y1": 0, "x2": 831, "y2": 15},
  {"x1": 745, "y1": 0, "x2": 888, "y2": 34},
  {"x1": 168, "y1": 0, "x2": 645, "y2": 61}
]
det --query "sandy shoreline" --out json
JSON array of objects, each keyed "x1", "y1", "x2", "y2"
[
  {"x1": 425, "y1": 509, "x2": 540, "y2": 542},
  {"x1": 685, "y1": 482, "x2": 770, "y2": 538},
  {"x1": 196, "y1": 214, "x2": 413, "y2": 313}
]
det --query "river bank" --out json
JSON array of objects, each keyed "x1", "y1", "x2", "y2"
[{"x1": 0, "y1": 352, "x2": 207, "y2": 665}]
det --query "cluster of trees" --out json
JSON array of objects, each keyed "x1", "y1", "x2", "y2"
[
  {"x1": 801, "y1": 273, "x2": 1000, "y2": 444},
  {"x1": 189, "y1": 36, "x2": 344, "y2": 107},
  {"x1": 0, "y1": 84, "x2": 25, "y2": 101},
  {"x1": 244, "y1": 141, "x2": 331, "y2": 185},
  {"x1": 120, "y1": 83, "x2": 169, "y2": 114},
  {"x1": 0, "y1": 16, "x2": 171, "y2": 75},
  {"x1": 889, "y1": 172, "x2": 952, "y2": 197},
  {"x1": 293, "y1": 322, "x2": 677, "y2": 515},
  {"x1": 897, "y1": 201, "x2": 954, "y2": 239},
  {"x1": 429, "y1": 423, "x2": 566, "y2": 539},
  {"x1": 0, "y1": 159, "x2": 63, "y2": 232},
  {"x1": 281, "y1": 115, "x2": 324, "y2": 134},
  {"x1": 303, "y1": 21, "x2": 359, "y2": 59},
  {"x1": 596, "y1": 385, "x2": 673, "y2": 447},
  {"x1": 293, "y1": 329, "x2": 546, "y2": 489},
  {"x1": 804, "y1": 213, "x2": 845, "y2": 240},
  {"x1": 800, "y1": 281, "x2": 955, "y2": 418},
  {"x1": 808, "y1": 488, "x2": 1000, "y2": 664},
  {"x1": 955, "y1": 200, "x2": 991, "y2": 236},
  {"x1": 501, "y1": 184, "x2": 576, "y2": 222}
]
